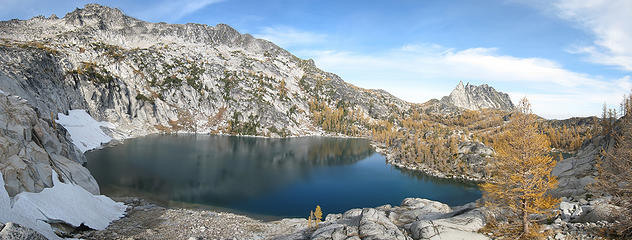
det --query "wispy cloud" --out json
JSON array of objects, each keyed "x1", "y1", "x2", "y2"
[
  {"x1": 136, "y1": 0, "x2": 224, "y2": 22},
  {"x1": 254, "y1": 26, "x2": 326, "y2": 48},
  {"x1": 519, "y1": 0, "x2": 632, "y2": 71},
  {"x1": 299, "y1": 43, "x2": 631, "y2": 119}
]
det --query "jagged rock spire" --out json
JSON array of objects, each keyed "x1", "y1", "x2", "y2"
[{"x1": 442, "y1": 81, "x2": 514, "y2": 111}]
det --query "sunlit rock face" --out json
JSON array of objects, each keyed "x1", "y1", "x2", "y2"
[
  {"x1": 0, "y1": 93, "x2": 96, "y2": 196},
  {"x1": 441, "y1": 81, "x2": 514, "y2": 111},
  {"x1": 0, "y1": 4, "x2": 409, "y2": 140}
]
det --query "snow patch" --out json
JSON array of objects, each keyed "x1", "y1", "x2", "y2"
[
  {"x1": 57, "y1": 110, "x2": 115, "y2": 152},
  {"x1": 0, "y1": 170, "x2": 126, "y2": 240}
]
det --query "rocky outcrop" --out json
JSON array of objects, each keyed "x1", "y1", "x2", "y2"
[
  {"x1": 457, "y1": 141, "x2": 494, "y2": 179},
  {"x1": 545, "y1": 196, "x2": 619, "y2": 240},
  {"x1": 0, "y1": 93, "x2": 97, "y2": 196},
  {"x1": 0, "y1": 91, "x2": 125, "y2": 239},
  {"x1": 552, "y1": 134, "x2": 613, "y2": 198},
  {"x1": 292, "y1": 198, "x2": 488, "y2": 240},
  {"x1": 440, "y1": 81, "x2": 514, "y2": 111}
]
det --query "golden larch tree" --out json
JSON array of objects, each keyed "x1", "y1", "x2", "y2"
[
  {"x1": 480, "y1": 97, "x2": 559, "y2": 239},
  {"x1": 314, "y1": 205, "x2": 323, "y2": 224}
]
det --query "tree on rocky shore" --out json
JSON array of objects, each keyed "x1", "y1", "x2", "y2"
[
  {"x1": 595, "y1": 92, "x2": 632, "y2": 238},
  {"x1": 480, "y1": 98, "x2": 559, "y2": 239}
]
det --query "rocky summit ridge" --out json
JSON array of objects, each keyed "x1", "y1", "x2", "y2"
[
  {"x1": 0, "y1": 3, "x2": 409, "y2": 141},
  {"x1": 441, "y1": 81, "x2": 514, "y2": 111}
]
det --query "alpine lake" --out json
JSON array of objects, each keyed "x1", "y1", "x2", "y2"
[{"x1": 86, "y1": 135, "x2": 481, "y2": 219}]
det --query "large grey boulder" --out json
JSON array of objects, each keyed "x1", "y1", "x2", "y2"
[
  {"x1": 358, "y1": 208, "x2": 408, "y2": 240},
  {"x1": 310, "y1": 207, "x2": 409, "y2": 240},
  {"x1": 390, "y1": 198, "x2": 452, "y2": 225},
  {"x1": 573, "y1": 203, "x2": 621, "y2": 223},
  {"x1": 0, "y1": 222, "x2": 47, "y2": 240},
  {"x1": 406, "y1": 208, "x2": 488, "y2": 240}
]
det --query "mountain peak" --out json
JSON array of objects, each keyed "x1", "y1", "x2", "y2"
[
  {"x1": 455, "y1": 81, "x2": 465, "y2": 90},
  {"x1": 62, "y1": 4, "x2": 132, "y2": 28},
  {"x1": 65, "y1": 4, "x2": 125, "y2": 19},
  {"x1": 442, "y1": 82, "x2": 514, "y2": 111}
]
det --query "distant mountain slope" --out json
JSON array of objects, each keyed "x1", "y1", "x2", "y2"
[
  {"x1": 0, "y1": 4, "x2": 409, "y2": 140},
  {"x1": 441, "y1": 81, "x2": 514, "y2": 111}
]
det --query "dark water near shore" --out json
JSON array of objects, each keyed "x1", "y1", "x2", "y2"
[{"x1": 86, "y1": 135, "x2": 481, "y2": 218}]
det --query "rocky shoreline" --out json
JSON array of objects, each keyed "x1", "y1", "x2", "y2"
[
  {"x1": 371, "y1": 143, "x2": 485, "y2": 183},
  {"x1": 1, "y1": 194, "x2": 617, "y2": 240},
  {"x1": 71, "y1": 197, "x2": 488, "y2": 240}
]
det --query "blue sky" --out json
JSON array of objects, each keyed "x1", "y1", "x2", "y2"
[{"x1": 2, "y1": 0, "x2": 631, "y2": 119}]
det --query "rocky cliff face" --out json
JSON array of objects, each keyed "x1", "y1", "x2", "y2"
[
  {"x1": 0, "y1": 93, "x2": 97, "y2": 196},
  {"x1": 440, "y1": 81, "x2": 514, "y2": 111},
  {"x1": 0, "y1": 4, "x2": 408, "y2": 142}
]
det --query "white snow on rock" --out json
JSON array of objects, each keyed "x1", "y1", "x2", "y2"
[
  {"x1": 57, "y1": 109, "x2": 115, "y2": 152},
  {"x1": 0, "y1": 171, "x2": 126, "y2": 240}
]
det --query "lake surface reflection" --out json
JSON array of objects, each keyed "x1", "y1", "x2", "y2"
[{"x1": 86, "y1": 135, "x2": 481, "y2": 218}]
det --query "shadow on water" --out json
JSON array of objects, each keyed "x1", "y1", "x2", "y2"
[{"x1": 86, "y1": 135, "x2": 481, "y2": 219}]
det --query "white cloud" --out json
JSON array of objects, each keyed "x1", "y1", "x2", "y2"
[
  {"x1": 299, "y1": 43, "x2": 631, "y2": 119},
  {"x1": 526, "y1": 0, "x2": 632, "y2": 71},
  {"x1": 254, "y1": 26, "x2": 327, "y2": 48},
  {"x1": 136, "y1": 0, "x2": 224, "y2": 22}
]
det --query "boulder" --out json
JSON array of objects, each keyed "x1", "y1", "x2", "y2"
[
  {"x1": 574, "y1": 203, "x2": 621, "y2": 223},
  {"x1": 406, "y1": 208, "x2": 488, "y2": 240},
  {"x1": 358, "y1": 208, "x2": 408, "y2": 240},
  {"x1": 559, "y1": 201, "x2": 579, "y2": 221},
  {"x1": 393, "y1": 198, "x2": 452, "y2": 224}
]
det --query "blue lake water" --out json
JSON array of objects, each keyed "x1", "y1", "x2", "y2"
[{"x1": 86, "y1": 135, "x2": 481, "y2": 219}]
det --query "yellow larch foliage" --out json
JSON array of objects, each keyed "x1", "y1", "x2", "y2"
[
  {"x1": 314, "y1": 205, "x2": 323, "y2": 224},
  {"x1": 480, "y1": 98, "x2": 559, "y2": 239}
]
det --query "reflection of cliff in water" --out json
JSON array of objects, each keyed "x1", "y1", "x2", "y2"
[{"x1": 86, "y1": 135, "x2": 373, "y2": 206}]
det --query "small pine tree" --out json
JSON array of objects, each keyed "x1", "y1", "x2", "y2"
[
  {"x1": 480, "y1": 98, "x2": 560, "y2": 239},
  {"x1": 314, "y1": 205, "x2": 323, "y2": 225}
]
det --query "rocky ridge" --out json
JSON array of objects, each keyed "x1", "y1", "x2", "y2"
[
  {"x1": 440, "y1": 81, "x2": 514, "y2": 112},
  {"x1": 0, "y1": 4, "x2": 408, "y2": 142}
]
